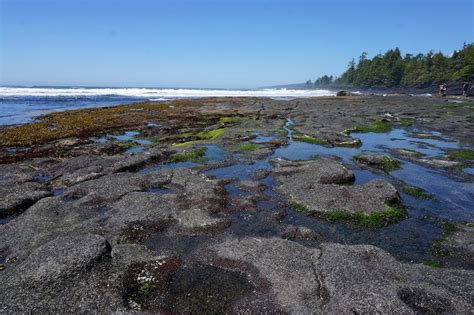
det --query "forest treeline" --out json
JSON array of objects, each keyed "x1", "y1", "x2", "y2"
[{"x1": 308, "y1": 43, "x2": 474, "y2": 88}]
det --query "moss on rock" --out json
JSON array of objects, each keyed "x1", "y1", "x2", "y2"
[
  {"x1": 323, "y1": 204, "x2": 406, "y2": 229},
  {"x1": 349, "y1": 121, "x2": 392, "y2": 133},
  {"x1": 402, "y1": 186, "x2": 432, "y2": 200},
  {"x1": 448, "y1": 150, "x2": 474, "y2": 160},
  {"x1": 170, "y1": 147, "x2": 207, "y2": 163},
  {"x1": 196, "y1": 128, "x2": 225, "y2": 140},
  {"x1": 293, "y1": 134, "x2": 328, "y2": 145}
]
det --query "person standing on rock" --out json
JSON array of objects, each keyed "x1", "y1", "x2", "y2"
[
  {"x1": 439, "y1": 82, "x2": 448, "y2": 97},
  {"x1": 462, "y1": 82, "x2": 470, "y2": 97}
]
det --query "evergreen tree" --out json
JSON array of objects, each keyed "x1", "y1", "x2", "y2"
[{"x1": 330, "y1": 43, "x2": 474, "y2": 87}]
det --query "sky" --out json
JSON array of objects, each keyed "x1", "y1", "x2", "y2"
[{"x1": 1, "y1": 0, "x2": 473, "y2": 88}]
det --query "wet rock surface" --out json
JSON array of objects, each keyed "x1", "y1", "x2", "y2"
[
  {"x1": 210, "y1": 237, "x2": 474, "y2": 314},
  {"x1": 435, "y1": 224, "x2": 474, "y2": 269},
  {"x1": 0, "y1": 182, "x2": 51, "y2": 216},
  {"x1": 272, "y1": 157, "x2": 400, "y2": 214},
  {"x1": 0, "y1": 95, "x2": 473, "y2": 312}
]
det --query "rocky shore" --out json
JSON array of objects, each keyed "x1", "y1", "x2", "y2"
[{"x1": 1, "y1": 95, "x2": 473, "y2": 313}]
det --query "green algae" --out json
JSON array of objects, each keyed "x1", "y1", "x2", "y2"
[
  {"x1": 290, "y1": 201, "x2": 309, "y2": 213},
  {"x1": 323, "y1": 204, "x2": 406, "y2": 229},
  {"x1": 442, "y1": 222, "x2": 458, "y2": 234},
  {"x1": 219, "y1": 116, "x2": 241, "y2": 124},
  {"x1": 234, "y1": 143, "x2": 262, "y2": 152},
  {"x1": 349, "y1": 121, "x2": 392, "y2": 133},
  {"x1": 0, "y1": 101, "x2": 169, "y2": 147},
  {"x1": 399, "y1": 118, "x2": 414, "y2": 127},
  {"x1": 423, "y1": 260, "x2": 442, "y2": 268},
  {"x1": 398, "y1": 148, "x2": 424, "y2": 158},
  {"x1": 353, "y1": 154, "x2": 401, "y2": 172},
  {"x1": 379, "y1": 157, "x2": 401, "y2": 172},
  {"x1": 286, "y1": 123, "x2": 329, "y2": 146},
  {"x1": 173, "y1": 128, "x2": 226, "y2": 147},
  {"x1": 173, "y1": 140, "x2": 199, "y2": 148},
  {"x1": 402, "y1": 186, "x2": 432, "y2": 200},
  {"x1": 293, "y1": 134, "x2": 328, "y2": 145},
  {"x1": 448, "y1": 149, "x2": 474, "y2": 160},
  {"x1": 138, "y1": 282, "x2": 155, "y2": 297},
  {"x1": 431, "y1": 221, "x2": 459, "y2": 257},
  {"x1": 170, "y1": 147, "x2": 207, "y2": 163},
  {"x1": 196, "y1": 128, "x2": 225, "y2": 140},
  {"x1": 290, "y1": 200, "x2": 406, "y2": 229},
  {"x1": 117, "y1": 140, "x2": 140, "y2": 150}
]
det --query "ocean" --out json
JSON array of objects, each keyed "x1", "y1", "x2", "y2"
[{"x1": 0, "y1": 87, "x2": 334, "y2": 126}]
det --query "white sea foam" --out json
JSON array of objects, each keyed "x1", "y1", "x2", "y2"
[{"x1": 0, "y1": 87, "x2": 334, "y2": 98}]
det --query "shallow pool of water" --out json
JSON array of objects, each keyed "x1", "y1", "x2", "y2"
[{"x1": 146, "y1": 119, "x2": 473, "y2": 264}]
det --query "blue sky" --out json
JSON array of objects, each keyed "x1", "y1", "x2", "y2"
[{"x1": 1, "y1": 0, "x2": 473, "y2": 88}]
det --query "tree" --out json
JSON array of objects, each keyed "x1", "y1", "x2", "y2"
[{"x1": 329, "y1": 43, "x2": 474, "y2": 87}]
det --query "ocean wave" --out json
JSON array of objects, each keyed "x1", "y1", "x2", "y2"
[{"x1": 0, "y1": 87, "x2": 335, "y2": 98}]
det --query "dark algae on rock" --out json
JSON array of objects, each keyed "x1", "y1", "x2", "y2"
[{"x1": 1, "y1": 95, "x2": 474, "y2": 313}]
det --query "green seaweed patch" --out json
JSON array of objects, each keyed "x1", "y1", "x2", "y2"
[
  {"x1": 179, "y1": 132, "x2": 194, "y2": 138},
  {"x1": 455, "y1": 162, "x2": 471, "y2": 169},
  {"x1": 398, "y1": 148, "x2": 424, "y2": 158},
  {"x1": 381, "y1": 157, "x2": 401, "y2": 172},
  {"x1": 353, "y1": 154, "x2": 401, "y2": 172},
  {"x1": 431, "y1": 221, "x2": 459, "y2": 257},
  {"x1": 399, "y1": 118, "x2": 414, "y2": 127},
  {"x1": 447, "y1": 149, "x2": 474, "y2": 160},
  {"x1": 293, "y1": 134, "x2": 328, "y2": 146},
  {"x1": 443, "y1": 103, "x2": 461, "y2": 110},
  {"x1": 323, "y1": 204, "x2": 406, "y2": 229},
  {"x1": 290, "y1": 201, "x2": 309, "y2": 213},
  {"x1": 245, "y1": 131, "x2": 258, "y2": 140},
  {"x1": 0, "y1": 101, "x2": 170, "y2": 147},
  {"x1": 118, "y1": 140, "x2": 140, "y2": 150},
  {"x1": 173, "y1": 140, "x2": 198, "y2": 148},
  {"x1": 219, "y1": 116, "x2": 241, "y2": 124},
  {"x1": 423, "y1": 260, "x2": 442, "y2": 268},
  {"x1": 349, "y1": 121, "x2": 392, "y2": 134},
  {"x1": 235, "y1": 143, "x2": 262, "y2": 152},
  {"x1": 138, "y1": 282, "x2": 155, "y2": 297},
  {"x1": 402, "y1": 186, "x2": 432, "y2": 200},
  {"x1": 279, "y1": 128, "x2": 289, "y2": 138},
  {"x1": 196, "y1": 128, "x2": 225, "y2": 141},
  {"x1": 173, "y1": 128, "x2": 225, "y2": 147},
  {"x1": 170, "y1": 147, "x2": 207, "y2": 163},
  {"x1": 442, "y1": 222, "x2": 458, "y2": 234}
]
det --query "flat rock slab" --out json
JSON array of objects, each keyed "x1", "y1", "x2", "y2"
[
  {"x1": 210, "y1": 237, "x2": 322, "y2": 313},
  {"x1": 210, "y1": 237, "x2": 474, "y2": 313},
  {"x1": 271, "y1": 156, "x2": 354, "y2": 184},
  {"x1": 438, "y1": 224, "x2": 474, "y2": 269},
  {"x1": 0, "y1": 167, "x2": 226, "y2": 264},
  {"x1": 0, "y1": 182, "x2": 51, "y2": 216},
  {"x1": 53, "y1": 149, "x2": 168, "y2": 186},
  {"x1": 354, "y1": 154, "x2": 401, "y2": 172},
  {"x1": 13, "y1": 234, "x2": 110, "y2": 283},
  {"x1": 272, "y1": 157, "x2": 400, "y2": 214},
  {"x1": 315, "y1": 242, "x2": 474, "y2": 313}
]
